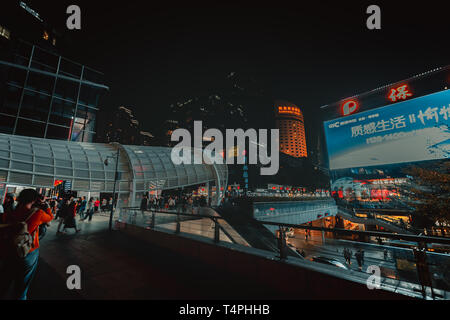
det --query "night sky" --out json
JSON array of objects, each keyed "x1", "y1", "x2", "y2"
[{"x1": 23, "y1": 1, "x2": 450, "y2": 141}]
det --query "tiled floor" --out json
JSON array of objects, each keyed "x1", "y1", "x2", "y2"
[{"x1": 29, "y1": 215, "x2": 277, "y2": 300}]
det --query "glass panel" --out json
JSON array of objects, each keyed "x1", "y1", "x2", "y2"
[
  {"x1": 12, "y1": 42, "x2": 32, "y2": 66},
  {"x1": 59, "y1": 58, "x2": 82, "y2": 78},
  {"x1": 0, "y1": 85, "x2": 21, "y2": 116},
  {"x1": 0, "y1": 114, "x2": 15, "y2": 134},
  {"x1": 6, "y1": 67, "x2": 27, "y2": 86},
  {"x1": 48, "y1": 98, "x2": 75, "y2": 127},
  {"x1": 19, "y1": 90, "x2": 51, "y2": 121},
  {"x1": 54, "y1": 79, "x2": 79, "y2": 102},
  {"x1": 74, "y1": 161, "x2": 88, "y2": 169},
  {"x1": 91, "y1": 171, "x2": 104, "y2": 179},
  {"x1": 10, "y1": 161, "x2": 32, "y2": 171},
  {"x1": 30, "y1": 47, "x2": 58, "y2": 73},
  {"x1": 34, "y1": 157, "x2": 53, "y2": 165},
  {"x1": 15, "y1": 119, "x2": 45, "y2": 138},
  {"x1": 11, "y1": 152, "x2": 32, "y2": 162},
  {"x1": 54, "y1": 159, "x2": 72, "y2": 167},
  {"x1": 89, "y1": 162, "x2": 103, "y2": 170},
  {"x1": 82, "y1": 68, "x2": 103, "y2": 84},
  {"x1": 35, "y1": 165, "x2": 54, "y2": 174},
  {"x1": 71, "y1": 122, "x2": 85, "y2": 142},
  {"x1": 79, "y1": 84, "x2": 102, "y2": 107},
  {"x1": 46, "y1": 124, "x2": 70, "y2": 140},
  {"x1": 84, "y1": 109, "x2": 95, "y2": 133},
  {"x1": 74, "y1": 169, "x2": 89, "y2": 178},
  {"x1": 0, "y1": 159, "x2": 9, "y2": 168},
  {"x1": 81, "y1": 131, "x2": 95, "y2": 143},
  {"x1": 26, "y1": 72, "x2": 54, "y2": 95},
  {"x1": 55, "y1": 167, "x2": 72, "y2": 176}
]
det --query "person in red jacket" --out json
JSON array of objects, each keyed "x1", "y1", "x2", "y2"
[
  {"x1": 94, "y1": 198, "x2": 100, "y2": 212},
  {"x1": 1, "y1": 189, "x2": 53, "y2": 300}
]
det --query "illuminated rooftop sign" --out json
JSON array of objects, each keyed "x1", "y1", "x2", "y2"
[
  {"x1": 388, "y1": 84, "x2": 413, "y2": 102},
  {"x1": 278, "y1": 106, "x2": 301, "y2": 116},
  {"x1": 341, "y1": 99, "x2": 359, "y2": 116}
]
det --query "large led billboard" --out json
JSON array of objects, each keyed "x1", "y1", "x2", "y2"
[{"x1": 324, "y1": 89, "x2": 450, "y2": 170}]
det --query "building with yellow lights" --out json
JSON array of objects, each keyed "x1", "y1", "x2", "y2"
[{"x1": 275, "y1": 101, "x2": 307, "y2": 158}]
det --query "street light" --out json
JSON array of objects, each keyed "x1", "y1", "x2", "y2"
[{"x1": 104, "y1": 148, "x2": 120, "y2": 231}]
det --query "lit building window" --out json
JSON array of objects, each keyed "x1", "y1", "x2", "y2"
[
  {"x1": 43, "y1": 31, "x2": 49, "y2": 41},
  {"x1": 0, "y1": 25, "x2": 11, "y2": 40}
]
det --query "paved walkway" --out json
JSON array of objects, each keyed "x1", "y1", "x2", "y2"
[{"x1": 29, "y1": 216, "x2": 283, "y2": 300}]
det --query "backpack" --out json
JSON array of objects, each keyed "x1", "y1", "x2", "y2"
[{"x1": 0, "y1": 208, "x2": 39, "y2": 258}]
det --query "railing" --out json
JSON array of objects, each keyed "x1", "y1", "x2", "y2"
[
  {"x1": 116, "y1": 206, "x2": 450, "y2": 300},
  {"x1": 117, "y1": 207, "x2": 249, "y2": 247},
  {"x1": 338, "y1": 204, "x2": 448, "y2": 237},
  {"x1": 261, "y1": 220, "x2": 450, "y2": 300}
]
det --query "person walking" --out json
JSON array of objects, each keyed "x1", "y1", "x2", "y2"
[
  {"x1": 56, "y1": 198, "x2": 70, "y2": 234},
  {"x1": 184, "y1": 197, "x2": 191, "y2": 214},
  {"x1": 150, "y1": 197, "x2": 156, "y2": 211},
  {"x1": 62, "y1": 199, "x2": 80, "y2": 233},
  {"x1": 0, "y1": 189, "x2": 54, "y2": 300},
  {"x1": 343, "y1": 248, "x2": 348, "y2": 264},
  {"x1": 101, "y1": 198, "x2": 107, "y2": 212},
  {"x1": 2, "y1": 193, "x2": 16, "y2": 222},
  {"x1": 168, "y1": 197, "x2": 175, "y2": 211},
  {"x1": 78, "y1": 196, "x2": 87, "y2": 219},
  {"x1": 140, "y1": 195, "x2": 148, "y2": 219},
  {"x1": 94, "y1": 198, "x2": 100, "y2": 213},
  {"x1": 355, "y1": 249, "x2": 363, "y2": 271},
  {"x1": 160, "y1": 196, "x2": 165, "y2": 210},
  {"x1": 82, "y1": 198, "x2": 95, "y2": 222}
]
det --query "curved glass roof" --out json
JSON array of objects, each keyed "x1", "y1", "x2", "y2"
[{"x1": 0, "y1": 133, "x2": 228, "y2": 195}]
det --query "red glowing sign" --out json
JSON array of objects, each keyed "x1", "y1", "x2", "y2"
[
  {"x1": 341, "y1": 99, "x2": 359, "y2": 116},
  {"x1": 388, "y1": 84, "x2": 412, "y2": 102},
  {"x1": 54, "y1": 180, "x2": 63, "y2": 187}
]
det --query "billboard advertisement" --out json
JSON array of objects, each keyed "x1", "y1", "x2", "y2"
[{"x1": 324, "y1": 89, "x2": 450, "y2": 170}]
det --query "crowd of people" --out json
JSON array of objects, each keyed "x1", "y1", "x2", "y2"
[
  {"x1": 343, "y1": 248, "x2": 366, "y2": 271},
  {"x1": 139, "y1": 194, "x2": 209, "y2": 215},
  {"x1": 0, "y1": 190, "x2": 115, "y2": 299}
]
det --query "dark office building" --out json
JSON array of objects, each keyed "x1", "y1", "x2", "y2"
[
  {"x1": 0, "y1": 1, "x2": 108, "y2": 142},
  {"x1": 98, "y1": 106, "x2": 154, "y2": 146}
]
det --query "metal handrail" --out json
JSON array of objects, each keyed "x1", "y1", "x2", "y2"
[
  {"x1": 120, "y1": 207, "x2": 238, "y2": 244},
  {"x1": 260, "y1": 220, "x2": 450, "y2": 245}
]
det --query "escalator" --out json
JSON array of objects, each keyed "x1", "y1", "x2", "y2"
[
  {"x1": 215, "y1": 202, "x2": 302, "y2": 258},
  {"x1": 337, "y1": 205, "x2": 417, "y2": 235}
]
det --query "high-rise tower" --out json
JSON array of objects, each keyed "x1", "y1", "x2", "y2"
[{"x1": 275, "y1": 100, "x2": 307, "y2": 158}]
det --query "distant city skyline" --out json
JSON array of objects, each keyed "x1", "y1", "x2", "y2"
[{"x1": 2, "y1": 1, "x2": 449, "y2": 151}]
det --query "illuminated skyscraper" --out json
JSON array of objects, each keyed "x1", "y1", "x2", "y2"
[{"x1": 275, "y1": 100, "x2": 307, "y2": 158}]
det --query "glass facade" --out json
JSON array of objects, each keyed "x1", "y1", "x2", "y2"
[
  {"x1": 0, "y1": 133, "x2": 228, "y2": 209},
  {"x1": 0, "y1": 40, "x2": 108, "y2": 142}
]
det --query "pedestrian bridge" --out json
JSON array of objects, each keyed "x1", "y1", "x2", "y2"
[{"x1": 253, "y1": 199, "x2": 338, "y2": 227}]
